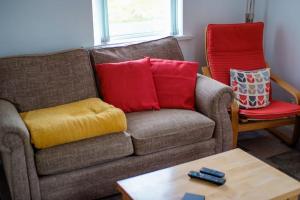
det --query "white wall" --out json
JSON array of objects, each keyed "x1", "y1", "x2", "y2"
[
  {"x1": 263, "y1": 0, "x2": 300, "y2": 92},
  {"x1": 0, "y1": 0, "x2": 94, "y2": 57}
]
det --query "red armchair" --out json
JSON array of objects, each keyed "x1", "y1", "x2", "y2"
[{"x1": 202, "y1": 22, "x2": 300, "y2": 148}]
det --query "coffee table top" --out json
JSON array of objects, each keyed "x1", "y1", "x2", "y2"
[{"x1": 117, "y1": 149, "x2": 300, "y2": 200}]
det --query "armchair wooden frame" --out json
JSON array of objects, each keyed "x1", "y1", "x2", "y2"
[
  {"x1": 203, "y1": 27, "x2": 300, "y2": 148},
  {"x1": 202, "y1": 66, "x2": 300, "y2": 148}
]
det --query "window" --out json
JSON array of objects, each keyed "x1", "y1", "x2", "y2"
[{"x1": 93, "y1": 0, "x2": 180, "y2": 44}]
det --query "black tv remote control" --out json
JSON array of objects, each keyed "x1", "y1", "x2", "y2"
[
  {"x1": 200, "y1": 167, "x2": 225, "y2": 178},
  {"x1": 188, "y1": 171, "x2": 226, "y2": 185}
]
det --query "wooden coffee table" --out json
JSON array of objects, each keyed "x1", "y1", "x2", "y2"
[{"x1": 117, "y1": 149, "x2": 300, "y2": 200}]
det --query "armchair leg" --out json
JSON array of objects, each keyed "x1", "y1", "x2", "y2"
[
  {"x1": 231, "y1": 101, "x2": 240, "y2": 149},
  {"x1": 232, "y1": 127, "x2": 239, "y2": 148},
  {"x1": 231, "y1": 112, "x2": 239, "y2": 148},
  {"x1": 292, "y1": 115, "x2": 300, "y2": 145},
  {"x1": 266, "y1": 116, "x2": 300, "y2": 146}
]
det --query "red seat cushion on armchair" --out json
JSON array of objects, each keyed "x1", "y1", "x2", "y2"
[
  {"x1": 239, "y1": 100, "x2": 300, "y2": 120},
  {"x1": 206, "y1": 22, "x2": 266, "y2": 85}
]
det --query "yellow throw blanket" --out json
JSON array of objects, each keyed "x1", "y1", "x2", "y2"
[{"x1": 21, "y1": 98, "x2": 127, "y2": 149}]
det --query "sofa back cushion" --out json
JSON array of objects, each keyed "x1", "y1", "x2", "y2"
[
  {"x1": 0, "y1": 49, "x2": 98, "y2": 112},
  {"x1": 90, "y1": 36, "x2": 184, "y2": 64},
  {"x1": 150, "y1": 58, "x2": 199, "y2": 110},
  {"x1": 95, "y1": 58, "x2": 160, "y2": 113}
]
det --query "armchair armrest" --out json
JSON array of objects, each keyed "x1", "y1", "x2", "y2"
[
  {"x1": 271, "y1": 73, "x2": 300, "y2": 105},
  {"x1": 195, "y1": 74, "x2": 234, "y2": 152},
  {"x1": 0, "y1": 99, "x2": 40, "y2": 200}
]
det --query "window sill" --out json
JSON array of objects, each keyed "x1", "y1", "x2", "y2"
[
  {"x1": 96, "y1": 35, "x2": 193, "y2": 48},
  {"x1": 174, "y1": 35, "x2": 194, "y2": 41}
]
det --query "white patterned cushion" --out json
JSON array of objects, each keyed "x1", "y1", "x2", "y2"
[{"x1": 230, "y1": 68, "x2": 271, "y2": 109}]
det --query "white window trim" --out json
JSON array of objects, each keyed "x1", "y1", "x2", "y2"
[
  {"x1": 92, "y1": 0, "x2": 184, "y2": 46},
  {"x1": 94, "y1": 34, "x2": 193, "y2": 48}
]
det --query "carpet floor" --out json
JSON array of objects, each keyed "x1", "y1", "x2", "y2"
[
  {"x1": 238, "y1": 129, "x2": 299, "y2": 180},
  {"x1": 269, "y1": 150, "x2": 300, "y2": 180}
]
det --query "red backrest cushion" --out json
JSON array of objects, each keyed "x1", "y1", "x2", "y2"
[
  {"x1": 206, "y1": 22, "x2": 266, "y2": 85},
  {"x1": 150, "y1": 58, "x2": 198, "y2": 110},
  {"x1": 95, "y1": 57, "x2": 160, "y2": 112}
]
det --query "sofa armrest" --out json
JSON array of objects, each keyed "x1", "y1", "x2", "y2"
[
  {"x1": 195, "y1": 74, "x2": 234, "y2": 152},
  {"x1": 0, "y1": 99, "x2": 40, "y2": 200}
]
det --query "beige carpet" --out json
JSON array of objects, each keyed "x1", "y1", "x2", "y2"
[{"x1": 238, "y1": 130, "x2": 292, "y2": 160}]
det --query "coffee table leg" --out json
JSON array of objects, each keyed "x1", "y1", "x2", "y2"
[
  {"x1": 117, "y1": 184, "x2": 133, "y2": 200},
  {"x1": 121, "y1": 193, "x2": 131, "y2": 200},
  {"x1": 287, "y1": 196, "x2": 298, "y2": 200}
]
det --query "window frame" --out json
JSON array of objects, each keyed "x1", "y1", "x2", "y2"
[{"x1": 99, "y1": 0, "x2": 179, "y2": 44}]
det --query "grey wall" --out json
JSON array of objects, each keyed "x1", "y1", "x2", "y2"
[
  {"x1": 0, "y1": 0, "x2": 94, "y2": 57},
  {"x1": 0, "y1": 0, "x2": 257, "y2": 64},
  {"x1": 263, "y1": 0, "x2": 300, "y2": 93}
]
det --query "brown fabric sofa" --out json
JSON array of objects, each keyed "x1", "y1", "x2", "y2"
[{"x1": 0, "y1": 37, "x2": 234, "y2": 200}]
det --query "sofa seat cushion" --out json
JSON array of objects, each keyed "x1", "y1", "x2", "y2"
[
  {"x1": 126, "y1": 109, "x2": 215, "y2": 155},
  {"x1": 35, "y1": 132, "x2": 133, "y2": 175}
]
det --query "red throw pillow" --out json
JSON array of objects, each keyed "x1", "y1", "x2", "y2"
[
  {"x1": 150, "y1": 58, "x2": 199, "y2": 110},
  {"x1": 95, "y1": 57, "x2": 160, "y2": 112}
]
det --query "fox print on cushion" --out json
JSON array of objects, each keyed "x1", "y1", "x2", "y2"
[
  {"x1": 266, "y1": 82, "x2": 271, "y2": 93},
  {"x1": 248, "y1": 85, "x2": 256, "y2": 95},
  {"x1": 232, "y1": 80, "x2": 238, "y2": 91},
  {"x1": 239, "y1": 83, "x2": 248, "y2": 94},
  {"x1": 230, "y1": 68, "x2": 271, "y2": 109},
  {"x1": 257, "y1": 84, "x2": 265, "y2": 94},
  {"x1": 237, "y1": 73, "x2": 246, "y2": 83},
  {"x1": 239, "y1": 95, "x2": 248, "y2": 106},
  {"x1": 258, "y1": 95, "x2": 265, "y2": 106},
  {"x1": 249, "y1": 96, "x2": 257, "y2": 107},
  {"x1": 246, "y1": 74, "x2": 255, "y2": 83}
]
